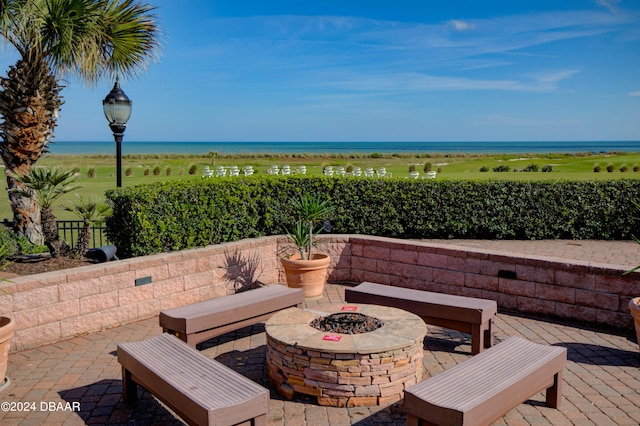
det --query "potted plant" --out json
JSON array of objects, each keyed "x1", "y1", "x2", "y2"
[
  {"x1": 0, "y1": 236, "x2": 16, "y2": 390},
  {"x1": 626, "y1": 200, "x2": 640, "y2": 351},
  {"x1": 281, "y1": 194, "x2": 333, "y2": 298},
  {"x1": 0, "y1": 316, "x2": 14, "y2": 390}
]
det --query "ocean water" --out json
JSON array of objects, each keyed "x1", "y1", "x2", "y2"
[{"x1": 47, "y1": 140, "x2": 639, "y2": 155}]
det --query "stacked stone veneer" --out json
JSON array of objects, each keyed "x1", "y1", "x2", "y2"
[
  {"x1": 1, "y1": 234, "x2": 638, "y2": 351},
  {"x1": 266, "y1": 335, "x2": 423, "y2": 407}
]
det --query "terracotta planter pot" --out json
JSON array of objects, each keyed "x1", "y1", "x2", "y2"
[
  {"x1": 281, "y1": 253, "x2": 330, "y2": 298},
  {"x1": 0, "y1": 316, "x2": 14, "y2": 390},
  {"x1": 630, "y1": 297, "x2": 640, "y2": 351}
]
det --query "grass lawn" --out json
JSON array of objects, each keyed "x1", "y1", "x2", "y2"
[{"x1": 1, "y1": 151, "x2": 639, "y2": 221}]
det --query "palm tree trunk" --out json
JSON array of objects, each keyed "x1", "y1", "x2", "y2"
[
  {"x1": 0, "y1": 60, "x2": 62, "y2": 245},
  {"x1": 41, "y1": 207, "x2": 68, "y2": 258},
  {"x1": 5, "y1": 175, "x2": 43, "y2": 244},
  {"x1": 75, "y1": 223, "x2": 91, "y2": 257}
]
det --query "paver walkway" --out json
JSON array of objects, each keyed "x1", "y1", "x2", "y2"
[{"x1": 0, "y1": 240, "x2": 639, "y2": 425}]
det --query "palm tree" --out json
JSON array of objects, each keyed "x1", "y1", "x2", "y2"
[
  {"x1": 9, "y1": 167, "x2": 81, "y2": 257},
  {"x1": 0, "y1": 0, "x2": 160, "y2": 244},
  {"x1": 61, "y1": 195, "x2": 111, "y2": 257}
]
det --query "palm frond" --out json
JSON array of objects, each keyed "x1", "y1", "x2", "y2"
[
  {"x1": 8, "y1": 166, "x2": 81, "y2": 208},
  {"x1": 61, "y1": 194, "x2": 111, "y2": 224}
]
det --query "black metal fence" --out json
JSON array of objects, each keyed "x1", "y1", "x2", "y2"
[
  {"x1": 2, "y1": 220, "x2": 109, "y2": 250},
  {"x1": 56, "y1": 221, "x2": 110, "y2": 250}
]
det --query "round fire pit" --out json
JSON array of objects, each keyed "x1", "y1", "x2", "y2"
[
  {"x1": 311, "y1": 312, "x2": 384, "y2": 334},
  {"x1": 266, "y1": 303, "x2": 426, "y2": 407}
]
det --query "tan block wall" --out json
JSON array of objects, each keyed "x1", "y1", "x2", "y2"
[
  {"x1": 347, "y1": 236, "x2": 639, "y2": 330},
  {"x1": 1, "y1": 236, "x2": 284, "y2": 352},
  {"x1": 0, "y1": 234, "x2": 636, "y2": 352}
]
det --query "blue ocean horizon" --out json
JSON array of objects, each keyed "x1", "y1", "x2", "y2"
[{"x1": 48, "y1": 140, "x2": 639, "y2": 155}]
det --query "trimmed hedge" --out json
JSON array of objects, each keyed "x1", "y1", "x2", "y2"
[{"x1": 105, "y1": 177, "x2": 640, "y2": 258}]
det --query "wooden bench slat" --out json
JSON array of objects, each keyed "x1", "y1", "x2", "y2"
[
  {"x1": 346, "y1": 282, "x2": 496, "y2": 323},
  {"x1": 160, "y1": 284, "x2": 304, "y2": 346},
  {"x1": 404, "y1": 336, "x2": 567, "y2": 426},
  {"x1": 118, "y1": 333, "x2": 269, "y2": 426},
  {"x1": 345, "y1": 282, "x2": 497, "y2": 354}
]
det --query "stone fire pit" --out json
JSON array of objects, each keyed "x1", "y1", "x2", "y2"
[{"x1": 266, "y1": 303, "x2": 427, "y2": 407}]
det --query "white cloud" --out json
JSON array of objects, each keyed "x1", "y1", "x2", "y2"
[
  {"x1": 595, "y1": 0, "x2": 621, "y2": 13},
  {"x1": 474, "y1": 114, "x2": 582, "y2": 127},
  {"x1": 316, "y1": 68, "x2": 578, "y2": 94},
  {"x1": 448, "y1": 20, "x2": 475, "y2": 31},
  {"x1": 629, "y1": 90, "x2": 640, "y2": 96}
]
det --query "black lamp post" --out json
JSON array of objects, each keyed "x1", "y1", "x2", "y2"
[{"x1": 102, "y1": 78, "x2": 132, "y2": 187}]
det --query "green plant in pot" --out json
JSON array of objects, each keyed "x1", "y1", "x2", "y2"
[
  {"x1": 0, "y1": 232, "x2": 17, "y2": 390},
  {"x1": 281, "y1": 194, "x2": 333, "y2": 298},
  {"x1": 625, "y1": 200, "x2": 640, "y2": 352}
]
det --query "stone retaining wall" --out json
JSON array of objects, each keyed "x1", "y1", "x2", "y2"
[
  {"x1": 0, "y1": 237, "x2": 289, "y2": 352},
  {"x1": 347, "y1": 236, "x2": 638, "y2": 331},
  {"x1": 1, "y1": 235, "x2": 637, "y2": 351}
]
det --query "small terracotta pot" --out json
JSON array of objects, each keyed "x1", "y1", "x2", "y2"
[
  {"x1": 0, "y1": 316, "x2": 15, "y2": 389},
  {"x1": 629, "y1": 297, "x2": 640, "y2": 352},
  {"x1": 281, "y1": 253, "x2": 330, "y2": 298}
]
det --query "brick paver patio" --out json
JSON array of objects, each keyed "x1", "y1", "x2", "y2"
[{"x1": 1, "y1": 240, "x2": 639, "y2": 425}]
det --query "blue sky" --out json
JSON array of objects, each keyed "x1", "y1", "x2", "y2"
[{"x1": 2, "y1": 0, "x2": 639, "y2": 142}]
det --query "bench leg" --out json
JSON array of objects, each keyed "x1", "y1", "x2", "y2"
[
  {"x1": 484, "y1": 318, "x2": 494, "y2": 348},
  {"x1": 407, "y1": 414, "x2": 421, "y2": 426},
  {"x1": 471, "y1": 320, "x2": 494, "y2": 354},
  {"x1": 407, "y1": 414, "x2": 438, "y2": 426},
  {"x1": 546, "y1": 371, "x2": 563, "y2": 409},
  {"x1": 122, "y1": 367, "x2": 138, "y2": 404},
  {"x1": 471, "y1": 325, "x2": 482, "y2": 355},
  {"x1": 252, "y1": 414, "x2": 267, "y2": 426}
]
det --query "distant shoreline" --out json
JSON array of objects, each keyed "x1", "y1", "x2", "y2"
[
  {"x1": 47, "y1": 140, "x2": 640, "y2": 156},
  {"x1": 44, "y1": 150, "x2": 636, "y2": 160}
]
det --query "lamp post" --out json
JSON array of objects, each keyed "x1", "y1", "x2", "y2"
[{"x1": 102, "y1": 78, "x2": 132, "y2": 188}]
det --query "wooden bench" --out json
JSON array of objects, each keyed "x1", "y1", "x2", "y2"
[
  {"x1": 160, "y1": 284, "x2": 304, "y2": 347},
  {"x1": 345, "y1": 282, "x2": 497, "y2": 354},
  {"x1": 117, "y1": 333, "x2": 269, "y2": 426},
  {"x1": 403, "y1": 336, "x2": 567, "y2": 426}
]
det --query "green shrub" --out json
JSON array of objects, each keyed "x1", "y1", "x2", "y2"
[
  {"x1": 166, "y1": 167, "x2": 172, "y2": 176},
  {"x1": 87, "y1": 167, "x2": 96, "y2": 178},
  {"x1": 633, "y1": 164, "x2": 639, "y2": 172},
  {"x1": 606, "y1": 163, "x2": 615, "y2": 172},
  {"x1": 620, "y1": 164, "x2": 628, "y2": 172},
  {"x1": 541, "y1": 165, "x2": 553, "y2": 173},
  {"x1": 423, "y1": 162, "x2": 432, "y2": 172},
  {"x1": 594, "y1": 164, "x2": 601, "y2": 173},
  {"x1": 0, "y1": 226, "x2": 18, "y2": 262},
  {"x1": 188, "y1": 164, "x2": 198, "y2": 175},
  {"x1": 125, "y1": 167, "x2": 134, "y2": 176},
  {"x1": 144, "y1": 168, "x2": 150, "y2": 176},
  {"x1": 105, "y1": 177, "x2": 640, "y2": 258},
  {"x1": 15, "y1": 235, "x2": 48, "y2": 254},
  {"x1": 409, "y1": 165, "x2": 416, "y2": 173},
  {"x1": 479, "y1": 166, "x2": 489, "y2": 172},
  {"x1": 523, "y1": 164, "x2": 539, "y2": 172},
  {"x1": 492, "y1": 165, "x2": 510, "y2": 172},
  {"x1": 153, "y1": 166, "x2": 161, "y2": 176}
]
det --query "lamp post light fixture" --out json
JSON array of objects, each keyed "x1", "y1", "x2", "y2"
[{"x1": 102, "y1": 78, "x2": 132, "y2": 188}]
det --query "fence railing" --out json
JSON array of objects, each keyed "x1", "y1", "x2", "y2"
[
  {"x1": 56, "y1": 220, "x2": 110, "y2": 250},
  {"x1": 2, "y1": 219, "x2": 109, "y2": 250}
]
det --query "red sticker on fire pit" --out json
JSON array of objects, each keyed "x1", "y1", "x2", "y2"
[
  {"x1": 341, "y1": 306, "x2": 358, "y2": 311},
  {"x1": 323, "y1": 334, "x2": 342, "y2": 341}
]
